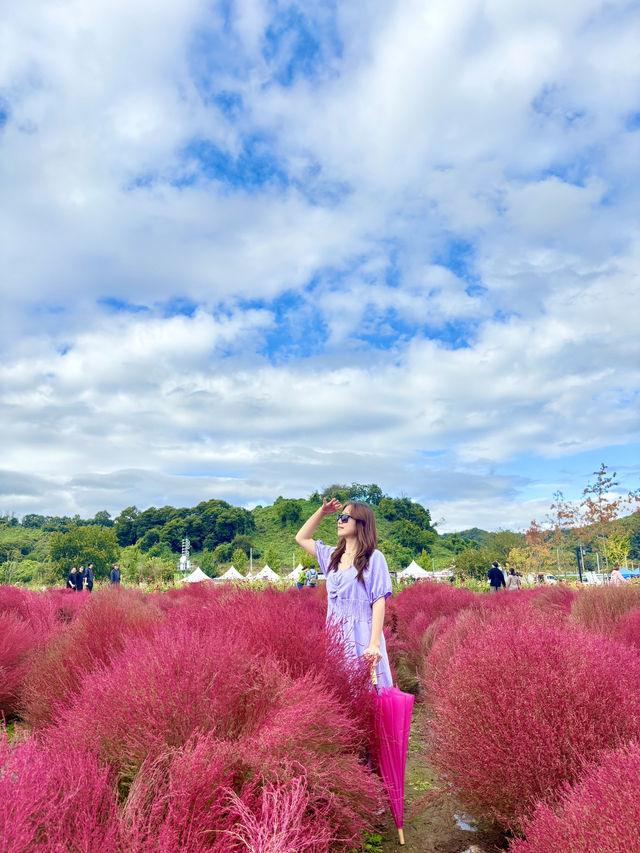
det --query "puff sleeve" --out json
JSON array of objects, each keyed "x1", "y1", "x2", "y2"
[
  {"x1": 365, "y1": 550, "x2": 392, "y2": 604},
  {"x1": 315, "y1": 541, "x2": 334, "y2": 577}
]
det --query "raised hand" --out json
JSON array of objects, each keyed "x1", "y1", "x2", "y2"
[{"x1": 321, "y1": 497, "x2": 343, "y2": 516}]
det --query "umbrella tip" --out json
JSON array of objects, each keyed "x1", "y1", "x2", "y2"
[{"x1": 398, "y1": 827, "x2": 405, "y2": 845}]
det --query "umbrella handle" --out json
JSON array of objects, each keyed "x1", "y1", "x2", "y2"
[
  {"x1": 398, "y1": 827, "x2": 405, "y2": 845},
  {"x1": 370, "y1": 664, "x2": 378, "y2": 687}
]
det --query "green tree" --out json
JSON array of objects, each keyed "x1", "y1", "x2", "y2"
[
  {"x1": 114, "y1": 506, "x2": 139, "y2": 547},
  {"x1": 348, "y1": 483, "x2": 384, "y2": 505},
  {"x1": 21, "y1": 514, "x2": 46, "y2": 529},
  {"x1": 273, "y1": 498, "x2": 303, "y2": 528},
  {"x1": 50, "y1": 525, "x2": 119, "y2": 580},
  {"x1": 213, "y1": 542, "x2": 234, "y2": 563},
  {"x1": 442, "y1": 533, "x2": 472, "y2": 554},
  {"x1": 380, "y1": 497, "x2": 433, "y2": 529},
  {"x1": 90, "y1": 510, "x2": 113, "y2": 527},
  {"x1": 262, "y1": 546, "x2": 281, "y2": 569},
  {"x1": 608, "y1": 532, "x2": 631, "y2": 565},
  {"x1": 229, "y1": 534, "x2": 256, "y2": 556},
  {"x1": 378, "y1": 538, "x2": 413, "y2": 573},
  {"x1": 454, "y1": 545, "x2": 495, "y2": 581},
  {"x1": 629, "y1": 516, "x2": 640, "y2": 559},
  {"x1": 389, "y1": 520, "x2": 436, "y2": 553},
  {"x1": 196, "y1": 550, "x2": 216, "y2": 576},
  {"x1": 159, "y1": 518, "x2": 187, "y2": 552},
  {"x1": 320, "y1": 484, "x2": 350, "y2": 503},
  {"x1": 231, "y1": 548, "x2": 249, "y2": 572},
  {"x1": 138, "y1": 527, "x2": 161, "y2": 552},
  {"x1": 140, "y1": 555, "x2": 175, "y2": 583},
  {"x1": 486, "y1": 530, "x2": 525, "y2": 563}
]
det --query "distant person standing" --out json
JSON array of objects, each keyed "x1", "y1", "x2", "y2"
[
  {"x1": 67, "y1": 566, "x2": 77, "y2": 590},
  {"x1": 488, "y1": 561, "x2": 506, "y2": 592},
  {"x1": 305, "y1": 565, "x2": 318, "y2": 588},
  {"x1": 505, "y1": 568, "x2": 521, "y2": 591},
  {"x1": 85, "y1": 563, "x2": 94, "y2": 592},
  {"x1": 76, "y1": 566, "x2": 85, "y2": 591},
  {"x1": 110, "y1": 563, "x2": 121, "y2": 585},
  {"x1": 610, "y1": 563, "x2": 627, "y2": 586}
]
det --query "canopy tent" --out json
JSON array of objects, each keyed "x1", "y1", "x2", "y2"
[
  {"x1": 219, "y1": 566, "x2": 245, "y2": 581},
  {"x1": 182, "y1": 567, "x2": 212, "y2": 583},
  {"x1": 397, "y1": 561, "x2": 430, "y2": 580},
  {"x1": 253, "y1": 564, "x2": 280, "y2": 582},
  {"x1": 285, "y1": 563, "x2": 305, "y2": 580}
]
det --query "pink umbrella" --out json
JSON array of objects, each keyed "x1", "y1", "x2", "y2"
[{"x1": 371, "y1": 674, "x2": 415, "y2": 845}]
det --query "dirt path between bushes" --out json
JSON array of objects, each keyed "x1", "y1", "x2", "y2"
[{"x1": 376, "y1": 706, "x2": 508, "y2": 853}]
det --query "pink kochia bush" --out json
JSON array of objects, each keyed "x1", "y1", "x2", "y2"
[
  {"x1": 510, "y1": 742, "x2": 640, "y2": 853},
  {"x1": 425, "y1": 607, "x2": 640, "y2": 828},
  {"x1": 571, "y1": 584, "x2": 640, "y2": 635},
  {"x1": 35, "y1": 586, "x2": 382, "y2": 851},
  {"x1": 0, "y1": 586, "x2": 72, "y2": 717},
  {"x1": 615, "y1": 606, "x2": 640, "y2": 650},
  {"x1": 22, "y1": 586, "x2": 161, "y2": 728},
  {"x1": 121, "y1": 675, "x2": 382, "y2": 851},
  {"x1": 385, "y1": 582, "x2": 476, "y2": 690},
  {"x1": 0, "y1": 728, "x2": 121, "y2": 852},
  {"x1": 0, "y1": 613, "x2": 36, "y2": 716}
]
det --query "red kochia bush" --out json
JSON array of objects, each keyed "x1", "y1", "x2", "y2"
[
  {"x1": 385, "y1": 582, "x2": 476, "y2": 690},
  {"x1": 510, "y1": 742, "x2": 640, "y2": 853},
  {"x1": 0, "y1": 730, "x2": 121, "y2": 852},
  {"x1": 123, "y1": 676, "x2": 382, "y2": 852},
  {"x1": 22, "y1": 586, "x2": 161, "y2": 728},
  {"x1": 571, "y1": 584, "x2": 640, "y2": 635},
  {"x1": 615, "y1": 606, "x2": 640, "y2": 650},
  {"x1": 152, "y1": 584, "x2": 373, "y2": 733},
  {"x1": 0, "y1": 613, "x2": 36, "y2": 716},
  {"x1": 425, "y1": 608, "x2": 640, "y2": 828},
  {"x1": 0, "y1": 586, "x2": 63, "y2": 637},
  {"x1": 49, "y1": 606, "x2": 375, "y2": 779},
  {"x1": 530, "y1": 583, "x2": 577, "y2": 616}
]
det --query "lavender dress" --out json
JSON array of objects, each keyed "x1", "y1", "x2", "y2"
[{"x1": 315, "y1": 541, "x2": 393, "y2": 689}]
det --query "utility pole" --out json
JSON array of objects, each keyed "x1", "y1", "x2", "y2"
[{"x1": 575, "y1": 546, "x2": 583, "y2": 583}]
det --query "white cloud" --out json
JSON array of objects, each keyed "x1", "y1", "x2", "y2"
[{"x1": 1, "y1": 0, "x2": 638, "y2": 529}]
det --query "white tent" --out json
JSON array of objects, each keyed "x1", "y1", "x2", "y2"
[
  {"x1": 219, "y1": 566, "x2": 245, "y2": 581},
  {"x1": 182, "y1": 567, "x2": 212, "y2": 583},
  {"x1": 253, "y1": 564, "x2": 280, "y2": 582},
  {"x1": 285, "y1": 563, "x2": 305, "y2": 580},
  {"x1": 397, "y1": 560, "x2": 430, "y2": 580}
]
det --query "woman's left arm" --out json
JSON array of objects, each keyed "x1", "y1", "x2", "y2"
[{"x1": 364, "y1": 596, "x2": 385, "y2": 664}]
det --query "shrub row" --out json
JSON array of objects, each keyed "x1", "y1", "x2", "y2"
[
  {"x1": 0, "y1": 585, "x2": 382, "y2": 851},
  {"x1": 382, "y1": 578, "x2": 640, "y2": 851}
]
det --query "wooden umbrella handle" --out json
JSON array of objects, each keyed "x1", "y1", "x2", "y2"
[{"x1": 398, "y1": 827, "x2": 405, "y2": 845}]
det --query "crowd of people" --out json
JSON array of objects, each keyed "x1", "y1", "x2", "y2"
[{"x1": 66, "y1": 563, "x2": 120, "y2": 591}]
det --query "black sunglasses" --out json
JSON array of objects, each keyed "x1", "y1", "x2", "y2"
[{"x1": 337, "y1": 513, "x2": 355, "y2": 523}]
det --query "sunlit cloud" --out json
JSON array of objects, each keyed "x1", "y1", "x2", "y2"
[{"x1": 1, "y1": 0, "x2": 638, "y2": 529}]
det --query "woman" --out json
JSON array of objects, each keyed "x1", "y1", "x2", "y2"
[
  {"x1": 610, "y1": 563, "x2": 627, "y2": 586},
  {"x1": 296, "y1": 498, "x2": 393, "y2": 689},
  {"x1": 67, "y1": 566, "x2": 77, "y2": 590},
  {"x1": 505, "y1": 568, "x2": 521, "y2": 591}
]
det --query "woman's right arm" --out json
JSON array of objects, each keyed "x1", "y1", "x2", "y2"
[{"x1": 295, "y1": 498, "x2": 342, "y2": 557}]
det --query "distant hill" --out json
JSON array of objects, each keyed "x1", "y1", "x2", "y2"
[{"x1": 454, "y1": 528, "x2": 490, "y2": 545}]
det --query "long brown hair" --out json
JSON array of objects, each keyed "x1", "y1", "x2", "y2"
[{"x1": 328, "y1": 502, "x2": 378, "y2": 584}]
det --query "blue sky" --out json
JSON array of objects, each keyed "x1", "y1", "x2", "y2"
[{"x1": 1, "y1": 0, "x2": 639, "y2": 531}]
